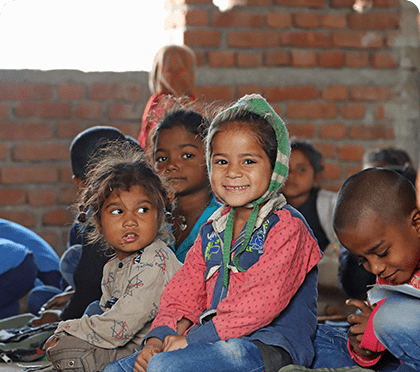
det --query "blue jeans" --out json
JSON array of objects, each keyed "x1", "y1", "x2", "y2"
[
  {"x1": 313, "y1": 321, "x2": 414, "y2": 372},
  {"x1": 102, "y1": 338, "x2": 265, "y2": 372}
]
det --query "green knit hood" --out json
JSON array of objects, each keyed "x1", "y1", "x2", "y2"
[{"x1": 206, "y1": 94, "x2": 290, "y2": 287}]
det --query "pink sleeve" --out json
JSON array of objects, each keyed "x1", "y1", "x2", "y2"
[{"x1": 348, "y1": 299, "x2": 386, "y2": 367}]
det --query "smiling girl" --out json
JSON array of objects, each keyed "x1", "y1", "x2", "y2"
[{"x1": 45, "y1": 141, "x2": 182, "y2": 372}]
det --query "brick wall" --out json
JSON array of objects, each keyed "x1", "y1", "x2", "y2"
[{"x1": 1, "y1": 0, "x2": 420, "y2": 256}]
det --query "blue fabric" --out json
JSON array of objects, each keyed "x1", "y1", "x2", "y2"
[
  {"x1": 83, "y1": 300, "x2": 104, "y2": 317},
  {"x1": 312, "y1": 324, "x2": 407, "y2": 372},
  {"x1": 60, "y1": 244, "x2": 83, "y2": 289},
  {"x1": 0, "y1": 238, "x2": 29, "y2": 273},
  {"x1": 0, "y1": 252, "x2": 38, "y2": 318},
  {"x1": 174, "y1": 193, "x2": 221, "y2": 263},
  {"x1": 0, "y1": 219, "x2": 60, "y2": 276},
  {"x1": 27, "y1": 285, "x2": 62, "y2": 315},
  {"x1": 102, "y1": 338, "x2": 265, "y2": 372}
]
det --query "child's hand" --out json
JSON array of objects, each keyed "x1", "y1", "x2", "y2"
[
  {"x1": 44, "y1": 335, "x2": 57, "y2": 360},
  {"x1": 346, "y1": 299, "x2": 376, "y2": 358},
  {"x1": 162, "y1": 335, "x2": 188, "y2": 352},
  {"x1": 39, "y1": 291, "x2": 74, "y2": 312},
  {"x1": 134, "y1": 338, "x2": 163, "y2": 372},
  {"x1": 30, "y1": 310, "x2": 61, "y2": 327}
]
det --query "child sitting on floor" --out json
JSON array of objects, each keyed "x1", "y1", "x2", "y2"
[
  {"x1": 103, "y1": 94, "x2": 322, "y2": 372},
  {"x1": 45, "y1": 141, "x2": 182, "y2": 372},
  {"x1": 293, "y1": 168, "x2": 420, "y2": 372}
]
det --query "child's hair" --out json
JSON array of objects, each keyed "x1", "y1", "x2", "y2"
[
  {"x1": 70, "y1": 126, "x2": 127, "y2": 180},
  {"x1": 363, "y1": 147, "x2": 414, "y2": 169},
  {"x1": 290, "y1": 139, "x2": 324, "y2": 175},
  {"x1": 77, "y1": 141, "x2": 172, "y2": 249},
  {"x1": 333, "y1": 168, "x2": 417, "y2": 234},
  {"x1": 153, "y1": 108, "x2": 209, "y2": 149},
  {"x1": 207, "y1": 106, "x2": 277, "y2": 170}
]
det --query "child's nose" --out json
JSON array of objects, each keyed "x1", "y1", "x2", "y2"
[
  {"x1": 226, "y1": 163, "x2": 242, "y2": 178},
  {"x1": 123, "y1": 213, "x2": 138, "y2": 227},
  {"x1": 369, "y1": 258, "x2": 386, "y2": 276},
  {"x1": 166, "y1": 157, "x2": 180, "y2": 171}
]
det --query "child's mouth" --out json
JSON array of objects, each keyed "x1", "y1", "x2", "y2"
[
  {"x1": 123, "y1": 233, "x2": 138, "y2": 243},
  {"x1": 225, "y1": 185, "x2": 248, "y2": 191}
]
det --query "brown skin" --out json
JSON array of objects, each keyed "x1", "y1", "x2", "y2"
[
  {"x1": 134, "y1": 318, "x2": 192, "y2": 372},
  {"x1": 338, "y1": 208, "x2": 420, "y2": 358}
]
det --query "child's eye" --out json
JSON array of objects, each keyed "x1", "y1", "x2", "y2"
[
  {"x1": 214, "y1": 159, "x2": 227, "y2": 165},
  {"x1": 137, "y1": 207, "x2": 149, "y2": 214},
  {"x1": 182, "y1": 153, "x2": 194, "y2": 159},
  {"x1": 298, "y1": 166, "x2": 307, "y2": 173},
  {"x1": 377, "y1": 248, "x2": 389, "y2": 258},
  {"x1": 155, "y1": 156, "x2": 167, "y2": 163},
  {"x1": 244, "y1": 159, "x2": 256, "y2": 165},
  {"x1": 111, "y1": 209, "x2": 123, "y2": 215}
]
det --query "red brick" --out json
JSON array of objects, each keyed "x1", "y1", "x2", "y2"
[
  {"x1": 0, "y1": 211, "x2": 36, "y2": 227},
  {"x1": 59, "y1": 166, "x2": 74, "y2": 183},
  {"x1": 237, "y1": 52, "x2": 262, "y2": 67},
  {"x1": 319, "y1": 50, "x2": 344, "y2": 68},
  {"x1": 267, "y1": 12, "x2": 292, "y2": 28},
  {"x1": 15, "y1": 102, "x2": 72, "y2": 118},
  {"x1": 264, "y1": 50, "x2": 290, "y2": 66},
  {"x1": 340, "y1": 103, "x2": 366, "y2": 118},
  {"x1": 109, "y1": 103, "x2": 142, "y2": 120},
  {"x1": 58, "y1": 84, "x2": 84, "y2": 100},
  {"x1": 194, "y1": 86, "x2": 233, "y2": 102},
  {"x1": 348, "y1": 13, "x2": 399, "y2": 30},
  {"x1": 186, "y1": 9, "x2": 210, "y2": 26},
  {"x1": 40, "y1": 233, "x2": 58, "y2": 253},
  {"x1": 58, "y1": 186, "x2": 78, "y2": 204},
  {"x1": 237, "y1": 85, "x2": 263, "y2": 98},
  {"x1": 293, "y1": 13, "x2": 319, "y2": 28},
  {"x1": 28, "y1": 189, "x2": 57, "y2": 206},
  {"x1": 0, "y1": 123, "x2": 52, "y2": 140},
  {"x1": 332, "y1": 32, "x2": 383, "y2": 49},
  {"x1": 331, "y1": 0, "x2": 353, "y2": 7},
  {"x1": 323, "y1": 163, "x2": 342, "y2": 180},
  {"x1": 0, "y1": 104, "x2": 8, "y2": 119},
  {"x1": 0, "y1": 83, "x2": 52, "y2": 100},
  {"x1": 193, "y1": 49, "x2": 206, "y2": 66},
  {"x1": 286, "y1": 122, "x2": 317, "y2": 138},
  {"x1": 313, "y1": 142, "x2": 338, "y2": 158},
  {"x1": 270, "y1": 104, "x2": 282, "y2": 117},
  {"x1": 228, "y1": 31, "x2": 280, "y2": 48},
  {"x1": 43, "y1": 209, "x2": 74, "y2": 226},
  {"x1": 322, "y1": 86, "x2": 348, "y2": 101},
  {"x1": 213, "y1": 10, "x2": 263, "y2": 27},
  {"x1": 282, "y1": 32, "x2": 332, "y2": 48},
  {"x1": 208, "y1": 51, "x2": 235, "y2": 67},
  {"x1": 349, "y1": 124, "x2": 394, "y2": 139},
  {"x1": 385, "y1": 31, "x2": 399, "y2": 48},
  {"x1": 275, "y1": 0, "x2": 325, "y2": 7},
  {"x1": 13, "y1": 144, "x2": 69, "y2": 161},
  {"x1": 371, "y1": 52, "x2": 397, "y2": 68},
  {"x1": 76, "y1": 102, "x2": 102, "y2": 119},
  {"x1": 345, "y1": 165, "x2": 363, "y2": 179},
  {"x1": 287, "y1": 102, "x2": 337, "y2": 119},
  {"x1": 339, "y1": 145, "x2": 365, "y2": 162},
  {"x1": 0, "y1": 145, "x2": 7, "y2": 160},
  {"x1": 350, "y1": 86, "x2": 395, "y2": 101},
  {"x1": 113, "y1": 124, "x2": 141, "y2": 139},
  {"x1": 263, "y1": 86, "x2": 318, "y2": 101},
  {"x1": 320, "y1": 14, "x2": 346, "y2": 29},
  {"x1": 56, "y1": 121, "x2": 83, "y2": 138},
  {"x1": 291, "y1": 50, "x2": 317, "y2": 67},
  {"x1": 0, "y1": 189, "x2": 26, "y2": 205},
  {"x1": 1, "y1": 166, "x2": 58, "y2": 184},
  {"x1": 319, "y1": 123, "x2": 346, "y2": 139},
  {"x1": 345, "y1": 52, "x2": 370, "y2": 67},
  {"x1": 184, "y1": 29, "x2": 221, "y2": 47},
  {"x1": 88, "y1": 83, "x2": 141, "y2": 101}
]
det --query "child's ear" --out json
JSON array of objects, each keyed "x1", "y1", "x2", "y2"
[{"x1": 411, "y1": 208, "x2": 420, "y2": 235}]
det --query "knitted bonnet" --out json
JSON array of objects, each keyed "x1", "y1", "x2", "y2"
[{"x1": 206, "y1": 94, "x2": 290, "y2": 287}]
